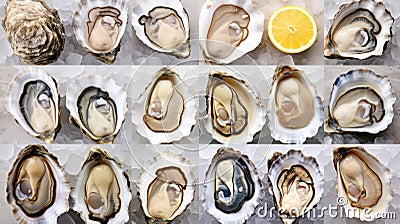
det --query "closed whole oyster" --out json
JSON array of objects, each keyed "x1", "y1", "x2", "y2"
[
  {"x1": 66, "y1": 74, "x2": 127, "y2": 144},
  {"x1": 2, "y1": 0, "x2": 65, "y2": 65},
  {"x1": 333, "y1": 146, "x2": 393, "y2": 221},
  {"x1": 204, "y1": 70, "x2": 266, "y2": 144},
  {"x1": 72, "y1": 0, "x2": 128, "y2": 64},
  {"x1": 267, "y1": 66, "x2": 323, "y2": 144},
  {"x1": 6, "y1": 144, "x2": 70, "y2": 224},
  {"x1": 202, "y1": 147, "x2": 262, "y2": 224},
  {"x1": 132, "y1": 0, "x2": 190, "y2": 58},
  {"x1": 137, "y1": 152, "x2": 195, "y2": 223},
  {"x1": 6, "y1": 68, "x2": 61, "y2": 143},
  {"x1": 325, "y1": 69, "x2": 395, "y2": 133},
  {"x1": 268, "y1": 150, "x2": 323, "y2": 224},
  {"x1": 71, "y1": 147, "x2": 131, "y2": 224},
  {"x1": 324, "y1": 0, "x2": 394, "y2": 59}
]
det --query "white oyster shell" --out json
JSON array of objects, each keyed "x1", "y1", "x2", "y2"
[
  {"x1": 132, "y1": 0, "x2": 190, "y2": 58},
  {"x1": 6, "y1": 144, "x2": 70, "y2": 224},
  {"x1": 325, "y1": 69, "x2": 395, "y2": 133},
  {"x1": 72, "y1": 0, "x2": 128, "y2": 64},
  {"x1": 267, "y1": 66, "x2": 323, "y2": 144},
  {"x1": 6, "y1": 68, "x2": 61, "y2": 143},
  {"x1": 66, "y1": 74, "x2": 127, "y2": 143},
  {"x1": 199, "y1": 0, "x2": 264, "y2": 64},
  {"x1": 132, "y1": 67, "x2": 196, "y2": 144}
]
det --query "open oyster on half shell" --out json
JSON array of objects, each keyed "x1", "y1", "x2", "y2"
[
  {"x1": 132, "y1": 0, "x2": 190, "y2": 58},
  {"x1": 268, "y1": 150, "x2": 323, "y2": 224},
  {"x1": 6, "y1": 144, "x2": 70, "y2": 224},
  {"x1": 72, "y1": 0, "x2": 128, "y2": 64},
  {"x1": 6, "y1": 68, "x2": 61, "y2": 143},
  {"x1": 66, "y1": 74, "x2": 127, "y2": 144},
  {"x1": 137, "y1": 152, "x2": 195, "y2": 223},
  {"x1": 202, "y1": 147, "x2": 263, "y2": 224},
  {"x1": 324, "y1": 0, "x2": 394, "y2": 60},
  {"x1": 325, "y1": 69, "x2": 395, "y2": 134},
  {"x1": 333, "y1": 146, "x2": 393, "y2": 221}
]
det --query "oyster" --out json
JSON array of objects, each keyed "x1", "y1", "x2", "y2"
[
  {"x1": 137, "y1": 152, "x2": 195, "y2": 223},
  {"x1": 132, "y1": 0, "x2": 190, "y2": 58},
  {"x1": 6, "y1": 68, "x2": 61, "y2": 143},
  {"x1": 333, "y1": 146, "x2": 393, "y2": 221},
  {"x1": 2, "y1": 0, "x2": 65, "y2": 65},
  {"x1": 325, "y1": 69, "x2": 395, "y2": 133},
  {"x1": 324, "y1": 0, "x2": 394, "y2": 59},
  {"x1": 204, "y1": 70, "x2": 266, "y2": 144},
  {"x1": 268, "y1": 150, "x2": 323, "y2": 224},
  {"x1": 132, "y1": 67, "x2": 196, "y2": 144},
  {"x1": 6, "y1": 144, "x2": 70, "y2": 223},
  {"x1": 66, "y1": 74, "x2": 127, "y2": 144},
  {"x1": 267, "y1": 66, "x2": 323, "y2": 144},
  {"x1": 202, "y1": 147, "x2": 262, "y2": 223},
  {"x1": 72, "y1": 0, "x2": 128, "y2": 64},
  {"x1": 199, "y1": 0, "x2": 264, "y2": 64},
  {"x1": 71, "y1": 147, "x2": 131, "y2": 224}
]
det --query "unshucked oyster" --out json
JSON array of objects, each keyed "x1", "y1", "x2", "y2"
[
  {"x1": 2, "y1": 0, "x2": 65, "y2": 65},
  {"x1": 6, "y1": 144, "x2": 70, "y2": 223}
]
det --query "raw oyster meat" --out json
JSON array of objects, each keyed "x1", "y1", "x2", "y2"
[
  {"x1": 325, "y1": 69, "x2": 395, "y2": 133},
  {"x1": 2, "y1": 0, "x2": 65, "y2": 65},
  {"x1": 6, "y1": 145, "x2": 70, "y2": 224},
  {"x1": 324, "y1": 0, "x2": 394, "y2": 59},
  {"x1": 73, "y1": 0, "x2": 128, "y2": 64},
  {"x1": 132, "y1": 67, "x2": 196, "y2": 144},
  {"x1": 6, "y1": 68, "x2": 61, "y2": 143},
  {"x1": 132, "y1": 0, "x2": 190, "y2": 58},
  {"x1": 71, "y1": 147, "x2": 131, "y2": 224},
  {"x1": 137, "y1": 152, "x2": 195, "y2": 223},
  {"x1": 267, "y1": 66, "x2": 323, "y2": 144},
  {"x1": 202, "y1": 147, "x2": 262, "y2": 224},
  {"x1": 199, "y1": 0, "x2": 264, "y2": 64},
  {"x1": 268, "y1": 150, "x2": 323, "y2": 224},
  {"x1": 204, "y1": 70, "x2": 266, "y2": 144},
  {"x1": 333, "y1": 146, "x2": 393, "y2": 221}
]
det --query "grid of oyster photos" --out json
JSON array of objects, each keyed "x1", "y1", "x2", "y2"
[{"x1": 0, "y1": 0, "x2": 400, "y2": 223}]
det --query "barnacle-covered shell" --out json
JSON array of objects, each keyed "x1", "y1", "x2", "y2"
[
  {"x1": 71, "y1": 147, "x2": 132, "y2": 224},
  {"x1": 324, "y1": 0, "x2": 394, "y2": 59},
  {"x1": 66, "y1": 74, "x2": 127, "y2": 144},
  {"x1": 2, "y1": 0, "x2": 65, "y2": 65},
  {"x1": 6, "y1": 144, "x2": 70, "y2": 224},
  {"x1": 137, "y1": 152, "x2": 195, "y2": 223},
  {"x1": 267, "y1": 66, "x2": 323, "y2": 144},
  {"x1": 325, "y1": 69, "x2": 395, "y2": 134},
  {"x1": 72, "y1": 0, "x2": 128, "y2": 64},
  {"x1": 6, "y1": 68, "x2": 61, "y2": 143},
  {"x1": 202, "y1": 147, "x2": 263, "y2": 224}
]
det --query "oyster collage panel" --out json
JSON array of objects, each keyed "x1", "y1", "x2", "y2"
[{"x1": 0, "y1": 0, "x2": 400, "y2": 224}]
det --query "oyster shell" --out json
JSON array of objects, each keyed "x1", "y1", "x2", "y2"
[
  {"x1": 66, "y1": 74, "x2": 127, "y2": 144},
  {"x1": 324, "y1": 0, "x2": 394, "y2": 60},
  {"x1": 325, "y1": 69, "x2": 395, "y2": 133},
  {"x1": 267, "y1": 66, "x2": 323, "y2": 144},
  {"x1": 72, "y1": 0, "x2": 128, "y2": 64},
  {"x1": 137, "y1": 152, "x2": 195, "y2": 223},
  {"x1": 6, "y1": 144, "x2": 70, "y2": 223},
  {"x1": 132, "y1": 67, "x2": 196, "y2": 144},
  {"x1": 267, "y1": 150, "x2": 323, "y2": 224},
  {"x1": 204, "y1": 70, "x2": 266, "y2": 144},
  {"x1": 333, "y1": 146, "x2": 393, "y2": 221},
  {"x1": 71, "y1": 147, "x2": 132, "y2": 224},
  {"x1": 6, "y1": 68, "x2": 61, "y2": 143},
  {"x1": 199, "y1": 0, "x2": 264, "y2": 64},
  {"x1": 202, "y1": 147, "x2": 262, "y2": 224},
  {"x1": 132, "y1": 0, "x2": 190, "y2": 58},
  {"x1": 2, "y1": 0, "x2": 65, "y2": 65}
]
